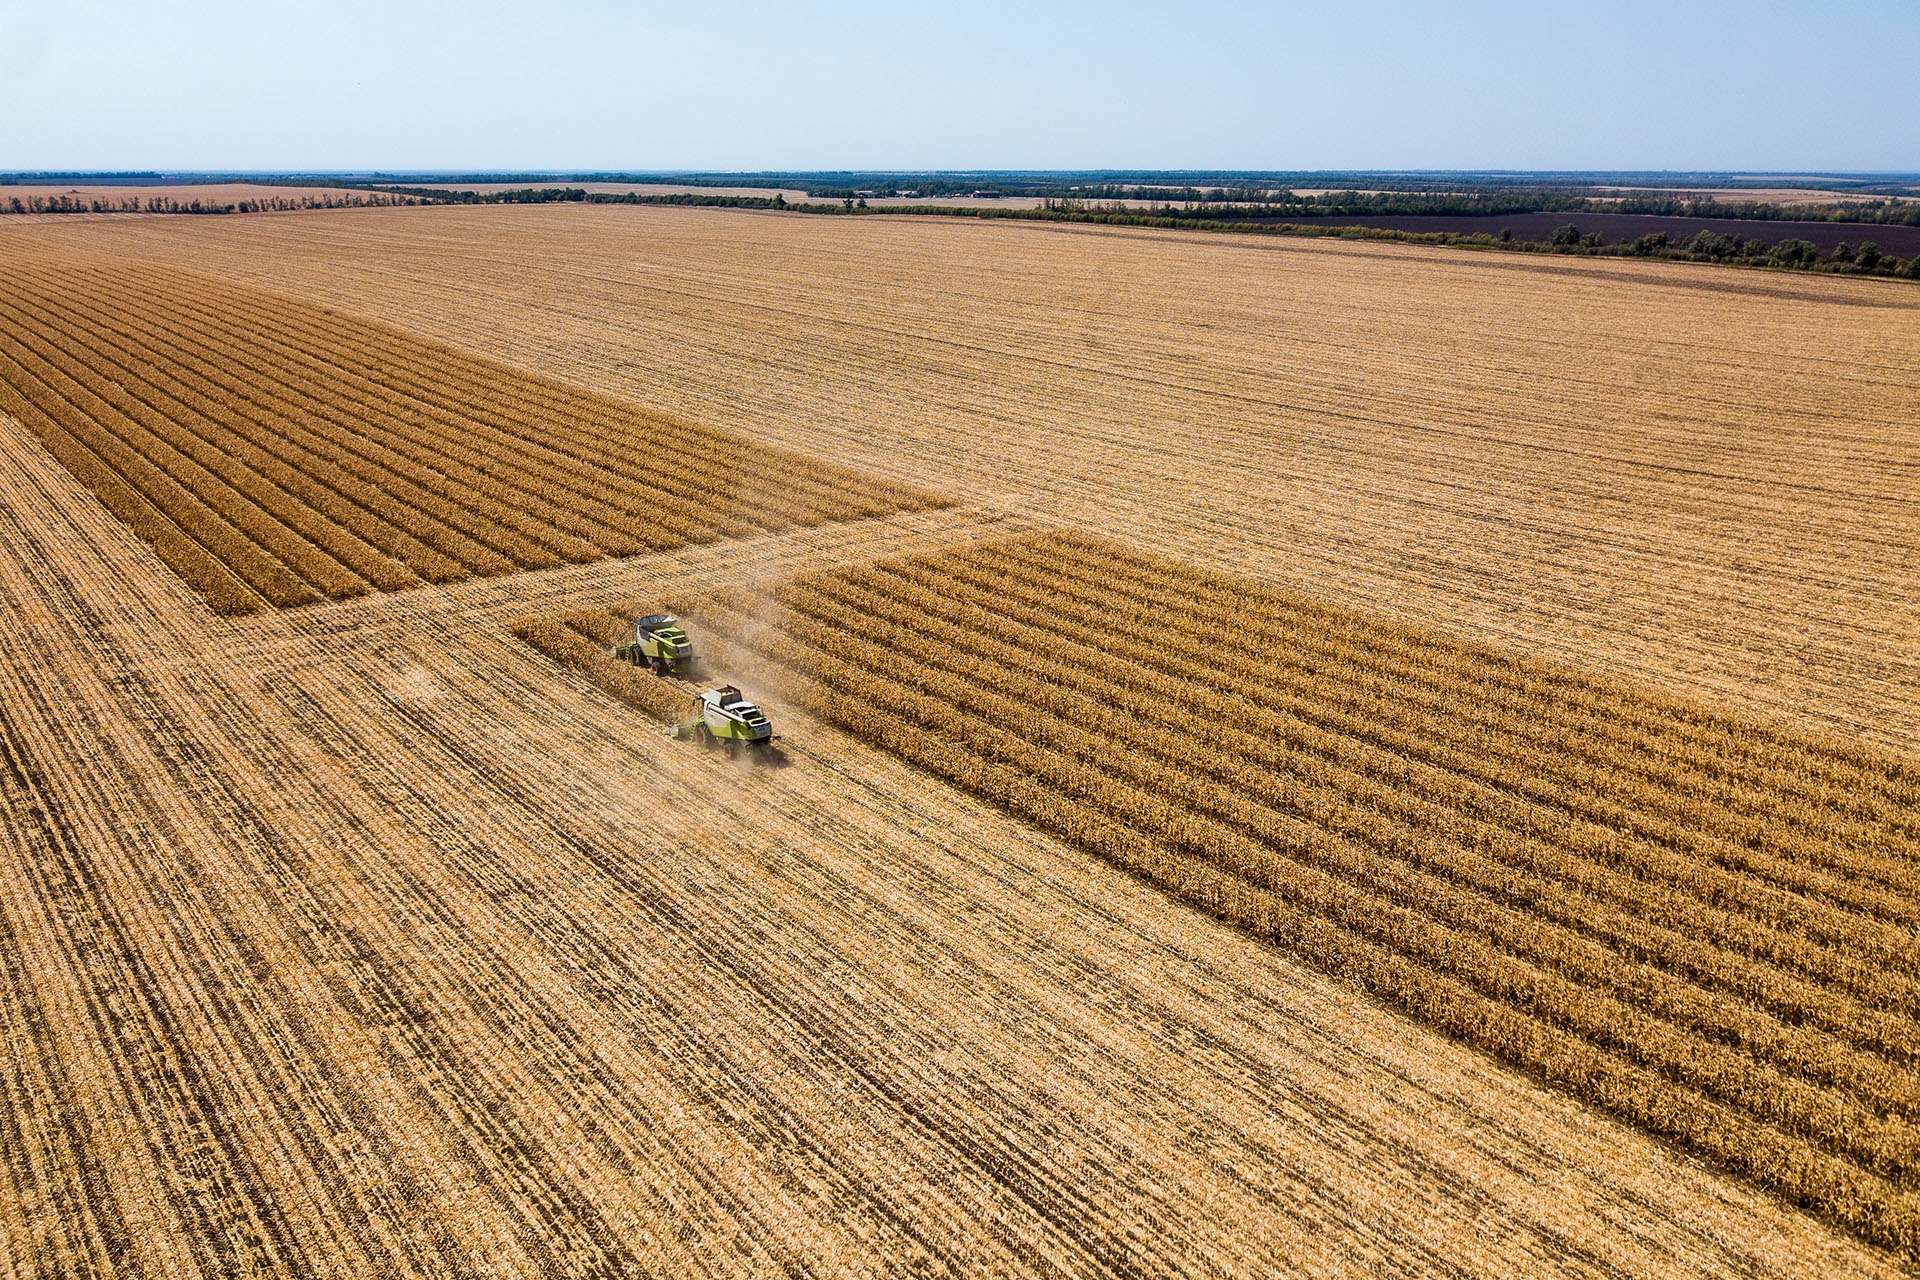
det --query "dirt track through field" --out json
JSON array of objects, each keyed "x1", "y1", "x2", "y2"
[
  {"x1": 1, "y1": 389, "x2": 1910, "y2": 1276},
  {"x1": 13, "y1": 204, "x2": 1911, "y2": 752}
]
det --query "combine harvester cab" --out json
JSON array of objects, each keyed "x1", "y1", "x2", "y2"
[
  {"x1": 613, "y1": 613, "x2": 693, "y2": 675},
  {"x1": 671, "y1": 686, "x2": 776, "y2": 760}
]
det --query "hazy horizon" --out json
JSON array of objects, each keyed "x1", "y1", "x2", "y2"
[
  {"x1": 5, "y1": 168, "x2": 1919, "y2": 183},
  {"x1": 3, "y1": 1, "x2": 1915, "y2": 172}
]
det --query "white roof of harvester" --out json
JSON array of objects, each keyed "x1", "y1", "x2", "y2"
[{"x1": 702, "y1": 687, "x2": 762, "y2": 715}]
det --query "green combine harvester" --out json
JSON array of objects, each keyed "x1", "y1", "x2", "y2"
[
  {"x1": 612, "y1": 613, "x2": 694, "y2": 675},
  {"x1": 668, "y1": 686, "x2": 776, "y2": 759}
]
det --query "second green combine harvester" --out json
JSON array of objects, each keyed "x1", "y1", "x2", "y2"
[{"x1": 613, "y1": 614, "x2": 694, "y2": 675}]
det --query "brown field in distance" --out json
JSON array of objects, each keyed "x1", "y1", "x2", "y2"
[{"x1": 1, "y1": 205, "x2": 1917, "y2": 1276}]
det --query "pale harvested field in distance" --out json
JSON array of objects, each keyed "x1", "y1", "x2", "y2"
[
  {"x1": 1, "y1": 207, "x2": 1917, "y2": 1276},
  {"x1": 17, "y1": 204, "x2": 1915, "y2": 752},
  {"x1": 0, "y1": 183, "x2": 416, "y2": 205},
  {"x1": 1591, "y1": 186, "x2": 1919, "y2": 205}
]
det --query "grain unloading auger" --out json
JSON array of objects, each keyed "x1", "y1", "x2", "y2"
[
  {"x1": 667, "y1": 686, "x2": 777, "y2": 759},
  {"x1": 613, "y1": 614, "x2": 694, "y2": 676}
]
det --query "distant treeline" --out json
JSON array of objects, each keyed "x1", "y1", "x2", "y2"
[
  {"x1": 371, "y1": 185, "x2": 599, "y2": 204},
  {"x1": 0, "y1": 192, "x2": 414, "y2": 215},
  {"x1": 351, "y1": 168, "x2": 1920, "y2": 200},
  {"x1": 375, "y1": 185, "x2": 804, "y2": 209},
  {"x1": 392, "y1": 185, "x2": 1919, "y2": 281},
  {"x1": 1608, "y1": 194, "x2": 1920, "y2": 225},
  {"x1": 1042, "y1": 189, "x2": 1920, "y2": 227},
  {"x1": 6, "y1": 176, "x2": 1911, "y2": 281},
  {"x1": 381, "y1": 178, "x2": 1920, "y2": 229},
  {"x1": 2, "y1": 171, "x2": 169, "y2": 184},
  {"x1": 12, "y1": 169, "x2": 1918, "y2": 198}
]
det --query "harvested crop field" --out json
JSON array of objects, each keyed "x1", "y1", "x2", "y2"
[
  {"x1": 1, "y1": 205, "x2": 1917, "y2": 1277},
  {"x1": 15, "y1": 203, "x2": 1914, "y2": 753},
  {"x1": 526, "y1": 531, "x2": 1920, "y2": 1255},
  {"x1": 0, "y1": 246, "x2": 937, "y2": 613}
]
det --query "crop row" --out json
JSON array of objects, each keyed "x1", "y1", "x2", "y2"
[
  {"x1": 35, "y1": 281, "x2": 652, "y2": 567},
  {"x1": 38, "y1": 266, "x2": 738, "y2": 562},
  {"x1": 743, "y1": 584, "x2": 1920, "y2": 1169},
  {"x1": 509, "y1": 617, "x2": 687, "y2": 723},
  {"x1": 785, "y1": 567, "x2": 1920, "y2": 1062},
  {"x1": 1035, "y1": 533, "x2": 1920, "y2": 823},
  {"x1": 908, "y1": 548, "x2": 1920, "y2": 954},
  {"x1": 0, "y1": 281, "x2": 531, "y2": 592},
  {"x1": 0, "y1": 292, "x2": 421, "y2": 596},
  {"x1": 517, "y1": 531, "x2": 1920, "y2": 1256},
  {"x1": 701, "y1": 598, "x2": 1920, "y2": 1252},
  {"x1": 0, "y1": 284, "x2": 473, "y2": 585},
  {"x1": 0, "y1": 365, "x2": 262, "y2": 614},
  {"x1": 8, "y1": 274, "x2": 579, "y2": 577},
  {"x1": 66, "y1": 261, "x2": 928, "y2": 531},
  {"x1": 1015, "y1": 537, "x2": 1920, "y2": 864},
  {"x1": 0, "y1": 324, "x2": 318, "y2": 611},
  {"x1": 1020, "y1": 532, "x2": 1920, "y2": 847},
  {"x1": 0, "y1": 249, "x2": 941, "y2": 614},
  {"x1": 81, "y1": 267, "x2": 852, "y2": 541}
]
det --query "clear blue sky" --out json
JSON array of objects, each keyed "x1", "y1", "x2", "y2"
[{"x1": 3, "y1": 0, "x2": 1915, "y2": 172}]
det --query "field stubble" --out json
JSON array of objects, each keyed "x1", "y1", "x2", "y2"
[{"x1": 0, "y1": 397, "x2": 1907, "y2": 1275}]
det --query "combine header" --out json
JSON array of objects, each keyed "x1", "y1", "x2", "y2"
[
  {"x1": 668, "y1": 686, "x2": 776, "y2": 759},
  {"x1": 613, "y1": 614, "x2": 694, "y2": 675}
]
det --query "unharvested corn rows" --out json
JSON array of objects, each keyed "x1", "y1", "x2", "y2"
[
  {"x1": 529, "y1": 531, "x2": 1920, "y2": 1258},
  {"x1": 0, "y1": 246, "x2": 942, "y2": 615}
]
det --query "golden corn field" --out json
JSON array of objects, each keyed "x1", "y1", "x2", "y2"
[
  {"x1": 1, "y1": 204, "x2": 1917, "y2": 1278},
  {"x1": 0, "y1": 245, "x2": 937, "y2": 614}
]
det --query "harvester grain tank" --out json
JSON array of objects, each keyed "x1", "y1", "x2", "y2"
[
  {"x1": 669, "y1": 686, "x2": 775, "y2": 758},
  {"x1": 614, "y1": 614, "x2": 693, "y2": 675}
]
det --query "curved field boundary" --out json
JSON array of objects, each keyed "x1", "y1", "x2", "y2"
[
  {"x1": 519, "y1": 530, "x2": 1920, "y2": 1259},
  {"x1": 0, "y1": 245, "x2": 946, "y2": 615}
]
